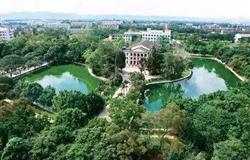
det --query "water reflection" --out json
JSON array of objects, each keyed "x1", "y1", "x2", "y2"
[
  {"x1": 144, "y1": 58, "x2": 240, "y2": 111},
  {"x1": 36, "y1": 72, "x2": 89, "y2": 94}
]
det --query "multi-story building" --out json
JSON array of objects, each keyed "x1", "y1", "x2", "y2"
[
  {"x1": 124, "y1": 40, "x2": 155, "y2": 66},
  {"x1": 44, "y1": 23, "x2": 71, "y2": 30},
  {"x1": 235, "y1": 33, "x2": 250, "y2": 43},
  {"x1": 109, "y1": 27, "x2": 171, "y2": 43},
  {"x1": 70, "y1": 21, "x2": 93, "y2": 29},
  {"x1": 108, "y1": 34, "x2": 124, "y2": 41},
  {"x1": 98, "y1": 21, "x2": 122, "y2": 30},
  {"x1": 140, "y1": 28, "x2": 171, "y2": 42},
  {"x1": 0, "y1": 27, "x2": 14, "y2": 41}
]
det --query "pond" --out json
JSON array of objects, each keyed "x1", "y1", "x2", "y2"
[
  {"x1": 144, "y1": 58, "x2": 241, "y2": 112},
  {"x1": 24, "y1": 64, "x2": 101, "y2": 94}
]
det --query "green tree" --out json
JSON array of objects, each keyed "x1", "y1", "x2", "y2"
[
  {"x1": 162, "y1": 54, "x2": 185, "y2": 79},
  {"x1": 1, "y1": 137, "x2": 30, "y2": 160},
  {"x1": 146, "y1": 47, "x2": 164, "y2": 75},
  {"x1": 109, "y1": 99, "x2": 145, "y2": 130},
  {"x1": 30, "y1": 125, "x2": 74, "y2": 160},
  {"x1": 86, "y1": 42, "x2": 120, "y2": 77},
  {"x1": 37, "y1": 86, "x2": 56, "y2": 107},
  {"x1": 0, "y1": 76, "x2": 15, "y2": 100},
  {"x1": 21, "y1": 83, "x2": 43, "y2": 102},
  {"x1": 55, "y1": 108, "x2": 87, "y2": 129},
  {"x1": 115, "y1": 50, "x2": 126, "y2": 70},
  {"x1": 193, "y1": 105, "x2": 231, "y2": 150},
  {"x1": 44, "y1": 40, "x2": 68, "y2": 64},
  {"x1": 212, "y1": 138, "x2": 248, "y2": 160},
  {"x1": 0, "y1": 55, "x2": 24, "y2": 73},
  {"x1": 53, "y1": 91, "x2": 104, "y2": 117},
  {"x1": 85, "y1": 93, "x2": 105, "y2": 116},
  {"x1": 52, "y1": 91, "x2": 87, "y2": 112}
]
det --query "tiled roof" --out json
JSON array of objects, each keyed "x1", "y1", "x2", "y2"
[{"x1": 130, "y1": 40, "x2": 155, "y2": 50}]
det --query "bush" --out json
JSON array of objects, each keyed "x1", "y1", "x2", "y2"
[{"x1": 111, "y1": 74, "x2": 123, "y2": 86}]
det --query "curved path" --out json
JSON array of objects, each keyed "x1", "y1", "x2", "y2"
[
  {"x1": 74, "y1": 62, "x2": 108, "y2": 81},
  {"x1": 146, "y1": 70, "x2": 193, "y2": 85}
]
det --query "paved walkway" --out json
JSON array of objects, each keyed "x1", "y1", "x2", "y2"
[
  {"x1": 1, "y1": 62, "x2": 49, "y2": 79},
  {"x1": 122, "y1": 66, "x2": 160, "y2": 81},
  {"x1": 87, "y1": 67, "x2": 109, "y2": 81},
  {"x1": 74, "y1": 62, "x2": 108, "y2": 81},
  {"x1": 98, "y1": 70, "x2": 133, "y2": 121}
]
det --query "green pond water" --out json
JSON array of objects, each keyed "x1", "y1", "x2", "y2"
[
  {"x1": 144, "y1": 58, "x2": 241, "y2": 112},
  {"x1": 24, "y1": 64, "x2": 100, "y2": 94}
]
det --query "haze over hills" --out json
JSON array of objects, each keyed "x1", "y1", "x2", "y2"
[{"x1": 1, "y1": 12, "x2": 249, "y2": 24}]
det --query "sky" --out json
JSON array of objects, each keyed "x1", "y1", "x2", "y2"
[{"x1": 0, "y1": 0, "x2": 250, "y2": 19}]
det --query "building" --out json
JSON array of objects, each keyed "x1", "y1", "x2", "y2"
[
  {"x1": 98, "y1": 21, "x2": 122, "y2": 30},
  {"x1": 0, "y1": 27, "x2": 14, "y2": 41},
  {"x1": 44, "y1": 23, "x2": 70, "y2": 30},
  {"x1": 70, "y1": 21, "x2": 93, "y2": 29},
  {"x1": 235, "y1": 33, "x2": 250, "y2": 43},
  {"x1": 109, "y1": 26, "x2": 171, "y2": 43},
  {"x1": 140, "y1": 28, "x2": 171, "y2": 42},
  {"x1": 124, "y1": 40, "x2": 155, "y2": 66},
  {"x1": 108, "y1": 34, "x2": 124, "y2": 41}
]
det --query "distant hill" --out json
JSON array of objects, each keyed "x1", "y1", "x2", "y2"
[{"x1": 1, "y1": 12, "x2": 249, "y2": 24}]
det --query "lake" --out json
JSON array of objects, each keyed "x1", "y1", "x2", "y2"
[
  {"x1": 24, "y1": 64, "x2": 101, "y2": 94},
  {"x1": 144, "y1": 58, "x2": 241, "y2": 112}
]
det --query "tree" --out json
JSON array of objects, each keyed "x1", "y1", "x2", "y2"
[
  {"x1": 111, "y1": 74, "x2": 123, "y2": 86},
  {"x1": 109, "y1": 99, "x2": 145, "y2": 130},
  {"x1": 52, "y1": 91, "x2": 87, "y2": 112},
  {"x1": 154, "y1": 104, "x2": 187, "y2": 134},
  {"x1": 162, "y1": 54, "x2": 185, "y2": 79},
  {"x1": 212, "y1": 138, "x2": 248, "y2": 160},
  {"x1": 157, "y1": 36, "x2": 172, "y2": 53},
  {"x1": 105, "y1": 125, "x2": 148, "y2": 160},
  {"x1": 0, "y1": 54, "x2": 24, "y2": 73},
  {"x1": 146, "y1": 47, "x2": 164, "y2": 75},
  {"x1": 30, "y1": 125, "x2": 74, "y2": 160},
  {"x1": 37, "y1": 86, "x2": 56, "y2": 107},
  {"x1": 52, "y1": 91, "x2": 104, "y2": 117},
  {"x1": 1, "y1": 137, "x2": 30, "y2": 160},
  {"x1": 0, "y1": 76, "x2": 15, "y2": 99},
  {"x1": 44, "y1": 40, "x2": 68, "y2": 64},
  {"x1": 21, "y1": 83, "x2": 43, "y2": 102},
  {"x1": 85, "y1": 93, "x2": 105, "y2": 117},
  {"x1": 115, "y1": 50, "x2": 126, "y2": 70},
  {"x1": 86, "y1": 42, "x2": 120, "y2": 77},
  {"x1": 0, "y1": 105, "x2": 49, "y2": 139},
  {"x1": 192, "y1": 105, "x2": 231, "y2": 150},
  {"x1": 55, "y1": 108, "x2": 87, "y2": 129}
]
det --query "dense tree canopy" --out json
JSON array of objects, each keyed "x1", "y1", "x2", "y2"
[
  {"x1": 53, "y1": 91, "x2": 104, "y2": 118},
  {"x1": 162, "y1": 54, "x2": 186, "y2": 79},
  {"x1": 146, "y1": 48, "x2": 164, "y2": 75}
]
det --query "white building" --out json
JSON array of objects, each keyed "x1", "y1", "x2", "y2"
[
  {"x1": 140, "y1": 28, "x2": 171, "y2": 42},
  {"x1": 98, "y1": 21, "x2": 122, "y2": 30},
  {"x1": 123, "y1": 27, "x2": 171, "y2": 43},
  {"x1": 0, "y1": 27, "x2": 14, "y2": 41},
  {"x1": 124, "y1": 40, "x2": 155, "y2": 66},
  {"x1": 109, "y1": 27, "x2": 171, "y2": 43},
  {"x1": 44, "y1": 23, "x2": 70, "y2": 30},
  {"x1": 235, "y1": 33, "x2": 250, "y2": 43},
  {"x1": 70, "y1": 21, "x2": 93, "y2": 29}
]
